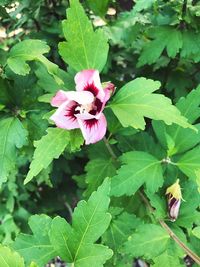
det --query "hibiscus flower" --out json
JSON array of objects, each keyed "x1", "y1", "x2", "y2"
[{"x1": 50, "y1": 69, "x2": 114, "y2": 144}]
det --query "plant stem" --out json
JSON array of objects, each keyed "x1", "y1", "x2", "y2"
[
  {"x1": 103, "y1": 137, "x2": 118, "y2": 161},
  {"x1": 139, "y1": 191, "x2": 200, "y2": 265},
  {"x1": 64, "y1": 201, "x2": 73, "y2": 220},
  {"x1": 159, "y1": 220, "x2": 200, "y2": 264}
]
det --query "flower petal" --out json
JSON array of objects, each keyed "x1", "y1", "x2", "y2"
[
  {"x1": 51, "y1": 90, "x2": 94, "y2": 107},
  {"x1": 50, "y1": 100, "x2": 79, "y2": 129},
  {"x1": 51, "y1": 90, "x2": 69, "y2": 107},
  {"x1": 74, "y1": 69, "x2": 105, "y2": 101},
  {"x1": 67, "y1": 91, "x2": 94, "y2": 105},
  {"x1": 78, "y1": 113, "x2": 107, "y2": 145}
]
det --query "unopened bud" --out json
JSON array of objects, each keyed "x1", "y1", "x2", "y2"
[
  {"x1": 166, "y1": 179, "x2": 182, "y2": 221},
  {"x1": 102, "y1": 82, "x2": 116, "y2": 95}
]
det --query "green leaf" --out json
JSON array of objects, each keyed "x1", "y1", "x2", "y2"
[
  {"x1": 181, "y1": 30, "x2": 200, "y2": 62},
  {"x1": 86, "y1": 0, "x2": 110, "y2": 17},
  {"x1": 153, "y1": 86, "x2": 200, "y2": 155},
  {"x1": 84, "y1": 158, "x2": 116, "y2": 197},
  {"x1": 102, "y1": 212, "x2": 142, "y2": 252},
  {"x1": 152, "y1": 250, "x2": 183, "y2": 267},
  {"x1": 13, "y1": 215, "x2": 57, "y2": 267},
  {"x1": 49, "y1": 178, "x2": 113, "y2": 267},
  {"x1": 49, "y1": 216, "x2": 73, "y2": 262},
  {"x1": 176, "y1": 181, "x2": 200, "y2": 228},
  {"x1": 154, "y1": 121, "x2": 200, "y2": 156},
  {"x1": 192, "y1": 226, "x2": 200, "y2": 239},
  {"x1": 25, "y1": 128, "x2": 70, "y2": 184},
  {"x1": 59, "y1": 0, "x2": 109, "y2": 72},
  {"x1": 122, "y1": 224, "x2": 170, "y2": 259},
  {"x1": 7, "y1": 40, "x2": 63, "y2": 85},
  {"x1": 0, "y1": 245, "x2": 25, "y2": 267},
  {"x1": 116, "y1": 131, "x2": 165, "y2": 159},
  {"x1": 138, "y1": 27, "x2": 182, "y2": 66},
  {"x1": 146, "y1": 191, "x2": 167, "y2": 219},
  {"x1": 176, "y1": 85, "x2": 200, "y2": 124},
  {"x1": 110, "y1": 78, "x2": 195, "y2": 131},
  {"x1": 66, "y1": 129, "x2": 84, "y2": 153},
  {"x1": 177, "y1": 146, "x2": 200, "y2": 179},
  {"x1": 134, "y1": 0, "x2": 155, "y2": 11},
  {"x1": 35, "y1": 64, "x2": 75, "y2": 93},
  {"x1": 111, "y1": 151, "x2": 163, "y2": 197},
  {"x1": 0, "y1": 117, "x2": 27, "y2": 186}
]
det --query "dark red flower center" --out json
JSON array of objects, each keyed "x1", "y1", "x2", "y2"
[
  {"x1": 84, "y1": 118, "x2": 98, "y2": 129},
  {"x1": 83, "y1": 82, "x2": 99, "y2": 97},
  {"x1": 89, "y1": 98, "x2": 103, "y2": 115},
  {"x1": 65, "y1": 102, "x2": 79, "y2": 120}
]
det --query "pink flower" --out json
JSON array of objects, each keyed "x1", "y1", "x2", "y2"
[{"x1": 50, "y1": 70, "x2": 114, "y2": 145}]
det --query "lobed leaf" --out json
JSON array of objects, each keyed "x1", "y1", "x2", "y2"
[
  {"x1": 110, "y1": 78, "x2": 195, "y2": 131},
  {"x1": 49, "y1": 178, "x2": 113, "y2": 267},
  {"x1": 122, "y1": 224, "x2": 170, "y2": 259},
  {"x1": 7, "y1": 39, "x2": 63, "y2": 84},
  {"x1": 59, "y1": 0, "x2": 109, "y2": 72},
  {"x1": 138, "y1": 27, "x2": 182, "y2": 66},
  {"x1": 25, "y1": 128, "x2": 70, "y2": 184},
  {"x1": 13, "y1": 215, "x2": 56, "y2": 267},
  {"x1": 111, "y1": 151, "x2": 163, "y2": 196}
]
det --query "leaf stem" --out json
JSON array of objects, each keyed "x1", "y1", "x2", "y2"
[
  {"x1": 139, "y1": 191, "x2": 200, "y2": 265},
  {"x1": 103, "y1": 137, "x2": 118, "y2": 161}
]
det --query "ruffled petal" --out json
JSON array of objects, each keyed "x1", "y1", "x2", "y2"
[
  {"x1": 74, "y1": 69, "x2": 105, "y2": 101},
  {"x1": 78, "y1": 113, "x2": 107, "y2": 145},
  {"x1": 67, "y1": 91, "x2": 94, "y2": 105},
  {"x1": 50, "y1": 100, "x2": 79, "y2": 129},
  {"x1": 51, "y1": 90, "x2": 69, "y2": 107},
  {"x1": 51, "y1": 90, "x2": 94, "y2": 107}
]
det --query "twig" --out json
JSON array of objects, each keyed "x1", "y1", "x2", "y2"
[
  {"x1": 103, "y1": 137, "x2": 118, "y2": 161},
  {"x1": 139, "y1": 191, "x2": 200, "y2": 265}
]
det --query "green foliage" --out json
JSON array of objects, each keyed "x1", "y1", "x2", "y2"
[
  {"x1": 0, "y1": 117, "x2": 27, "y2": 186},
  {"x1": 102, "y1": 212, "x2": 142, "y2": 253},
  {"x1": 153, "y1": 85, "x2": 200, "y2": 156},
  {"x1": 13, "y1": 215, "x2": 56, "y2": 267},
  {"x1": 122, "y1": 224, "x2": 170, "y2": 259},
  {"x1": 111, "y1": 151, "x2": 163, "y2": 196},
  {"x1": 7, "y1": 40, "x2": 63, "y2": 84},
  {"x1": 176, "y1": 181, "x2": 200, "y2": 228},
  {"x1": 110, "y1": 78, "x2": 195, "y2": 131},
  {"x1": 84, "y1": 155, "x2": 116, "y2": 197},
  {"x1": 25, "y1": 128, "x2": 71, "y2": 184},
  {"x1": 86, "y1": 0, "x2": 110, "y2": 17},
  {"x1": 138, "y1": 26, "x2": 182, "y2": 67},
  {"x1": 153, "y1": 250, "x2": 183, "y2": 267},
  {"x1": 0, "y1": 245, "x2": 25, "y2": 267},
  {"x1": 177, "y1": 146, "x2": 200, "y2": 179},
  {"x1": 0, "y1": 0, "x2": 200, "y2": 266},
  {"x1": 50, "y1": 178, "x2": 113, "y2": 267},
  {"x1": 59, "y1": 0, "x2": 109, "y2": 72},
  {"x1": 192, "y1": 227, "x2": 200, "y2": 239}
]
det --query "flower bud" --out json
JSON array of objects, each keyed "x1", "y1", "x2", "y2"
[
  {"x1": 102, "y1": 82, "x2": 116, "y2": 95},
  {"x1": 166, "y1": 179, "x2": 182, "y2": 222}
]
